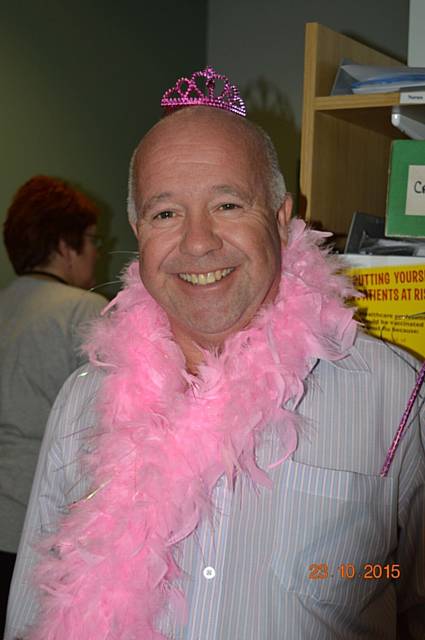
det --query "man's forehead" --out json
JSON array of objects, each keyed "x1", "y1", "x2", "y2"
[
  {"x1": 137, "y1": 107, "x2": 255, "y2": 157},
  {"x1": 130, "y1": 107, "x2": 268, "y2": 212}
]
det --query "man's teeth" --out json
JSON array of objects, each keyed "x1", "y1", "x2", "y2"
[{"x1": 178, "y1": 268, "x2": 234, "y2": 286}]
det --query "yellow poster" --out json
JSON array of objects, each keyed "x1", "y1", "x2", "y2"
[{"x1": 346, "y1": 263, "x2": 425, "y2": 360}]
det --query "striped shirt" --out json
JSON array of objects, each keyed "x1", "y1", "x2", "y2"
[{"x1": 5, "y1": 332, "x2": 425, "y2": 639}]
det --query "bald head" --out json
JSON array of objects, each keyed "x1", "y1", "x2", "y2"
[{"x1": 127, "y1": 107, "x2": 286, "y2": 225}]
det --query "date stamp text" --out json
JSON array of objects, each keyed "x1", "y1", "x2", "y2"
[{"x1": 308, "y1": 563, "x2": 401, "y2": 580}]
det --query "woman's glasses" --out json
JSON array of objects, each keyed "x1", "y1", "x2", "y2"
[{"x1": 84, "y1": 233, "x2": 103, "y2": 249}]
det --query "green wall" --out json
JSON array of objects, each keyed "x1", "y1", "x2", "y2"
[{"x1": 0, "y1": 1, "x2": 207, "y2": 294}]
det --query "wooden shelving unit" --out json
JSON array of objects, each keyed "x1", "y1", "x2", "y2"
[{"x1": 300, "y1": 23, "x2": 407, "y2": 247}]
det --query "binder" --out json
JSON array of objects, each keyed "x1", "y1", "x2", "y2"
[{"x1": 386, "y1": 140, "x2": 425, "y2": 239}]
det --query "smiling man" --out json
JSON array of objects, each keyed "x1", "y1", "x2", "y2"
[
  {"x1": 130, "y1": 106, "x2": 291, "y2": 371},
  {"x1": 5, "y1": 69, "x2": 424, "y2": 640}
]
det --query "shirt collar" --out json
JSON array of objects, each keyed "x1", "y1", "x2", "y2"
[{"x1": 325, "y1": 344, "x2": 370, "y2": 373}]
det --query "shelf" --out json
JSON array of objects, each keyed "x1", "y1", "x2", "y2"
[
  {"x1": 314, "y1": 93, "x2": 401, "y2": 110},
  {"x1": 300, "y1": 23, "x2": 407, "y2": 243},
  {"x1": 314, "y1": 94, "x2": 414, "y2": 138},
  {"x1": 317, "y1": 106, "x2": 405, "y2": 139}
]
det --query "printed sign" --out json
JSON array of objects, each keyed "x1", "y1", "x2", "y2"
[{"x1": 346, "y1": 264, "x2": 425, "y2": 360}]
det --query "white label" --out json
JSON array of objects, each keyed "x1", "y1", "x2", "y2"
[
  {"x1": 405, "y1": 164, "x2": 425, "y2": 216},
  {"x1": 400, "y1": 91, "x2": 425, "y2": 104}
]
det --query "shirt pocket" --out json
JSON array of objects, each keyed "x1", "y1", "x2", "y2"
[{"x1": 269, "y1": 459, "x2": 397, "y2": 609}]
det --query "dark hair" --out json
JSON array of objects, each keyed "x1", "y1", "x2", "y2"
[{"x1": 3, "y1": 175, "x2": 100, "y2": 275}]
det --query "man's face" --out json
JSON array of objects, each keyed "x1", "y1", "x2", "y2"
[{"x1": 131, "y1": 109, "x2": 291, "y2": 347}]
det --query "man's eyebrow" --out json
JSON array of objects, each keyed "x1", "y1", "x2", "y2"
[
  {"x1": 140, "y1": 185, "x2": 254, "y2": 215},
  {"x1": 210, "y1": 184, "x2": 254, "y2": 203},
  {"x1": 141, "y1": 192, "x2": 174, "y2": 215}
]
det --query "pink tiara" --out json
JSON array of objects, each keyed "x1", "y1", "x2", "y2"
[{"x1": 160, "y1": 66, "x2": 246, "y2": 117}]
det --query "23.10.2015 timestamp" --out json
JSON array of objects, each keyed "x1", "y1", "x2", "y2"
[{"x1": 308, "y1": 563, "x2": 401, "y2": 580}]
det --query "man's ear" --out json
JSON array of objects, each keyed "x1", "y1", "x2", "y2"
[{"x1": 276, "y1": 194, "x2": 293, "y2": 243}]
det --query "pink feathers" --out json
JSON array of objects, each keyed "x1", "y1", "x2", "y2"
[{"x1": 29, "y1": 220, "x2": 357, "y2": 639}]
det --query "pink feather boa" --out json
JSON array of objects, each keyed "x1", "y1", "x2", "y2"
[{"x1": 29, "y1": 219, "x2": 357, "y2": 639}]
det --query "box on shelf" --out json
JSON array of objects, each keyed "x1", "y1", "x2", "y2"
[{"x1": 386, "y1": 140, "x2": 425, "y2": 239}]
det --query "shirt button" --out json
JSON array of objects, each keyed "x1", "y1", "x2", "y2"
[{"x1": 203, "y1": 566, "x2": 216, "y2": 579}]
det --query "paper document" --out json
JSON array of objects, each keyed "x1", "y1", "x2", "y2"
[{"x1": 332, "y1": 62, "x2": 425, "y2": 96}]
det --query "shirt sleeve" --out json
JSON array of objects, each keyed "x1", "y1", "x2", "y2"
[{"x1": 4, "y1": 367, "x2": 100, "y2": 640}]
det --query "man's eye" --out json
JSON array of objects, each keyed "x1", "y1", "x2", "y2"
[
  {"x1": 219, "y1": 203, "x2": 240, "y2": 211},
  {"x1": 153, "y1": 210, "x2": 175, "y2": 221}
]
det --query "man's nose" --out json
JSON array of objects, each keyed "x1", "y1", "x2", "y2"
[{"x1": 179, "y1": 212, "x2": 223, "y2": 256}]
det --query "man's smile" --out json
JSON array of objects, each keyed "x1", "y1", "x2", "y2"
[{"x1": 178, "y1": 267, "x2": 234, "y2": 286}]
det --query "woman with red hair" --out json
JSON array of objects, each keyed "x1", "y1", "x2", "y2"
[{"x1": 0, "y1": 175, "x2": 106, "y2": 633}]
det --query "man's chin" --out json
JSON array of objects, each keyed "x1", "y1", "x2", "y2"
[{"x1": 171, "y1": 313, "x2": 251, "y2": 347}]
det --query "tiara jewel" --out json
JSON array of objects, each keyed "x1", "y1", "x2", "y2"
[{"x1": 160, "y1": 66, "x2": 247, "y2": 117}]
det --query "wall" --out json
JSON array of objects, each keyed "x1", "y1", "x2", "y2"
[
  {"x1": 408, "y1": 0, "x2": 425, "y2": 66},
  {"x1": 0, "y1": 1, "x2": 207, "y2": 291},
  {"x1": 207, "y1": 0, "x2": 409, "y2": 204}
]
